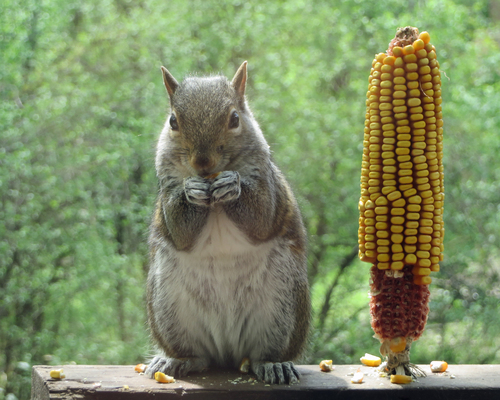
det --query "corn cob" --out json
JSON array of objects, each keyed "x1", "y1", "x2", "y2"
[{"x1": 358, "y1": 27, "x2": 444, "y2": 377}]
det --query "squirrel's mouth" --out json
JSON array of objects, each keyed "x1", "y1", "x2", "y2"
[{"x1": 203, "y1": 172, "x2": 221, "y2": 180}]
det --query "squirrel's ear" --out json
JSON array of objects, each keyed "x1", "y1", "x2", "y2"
[
  {"x1": 161, "y1": 66, "x2": 179, "y2": 98},
  {"x1": 231, "y1": 61, "x2": 247, "y2": 100}
]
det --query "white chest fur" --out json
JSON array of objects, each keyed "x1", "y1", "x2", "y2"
[
  {"x1": 190, "y1": 207, "x2": 257, "y2": 258},
  {"x1": 153, "y1": 208, "x2": 285, "y2": 366}
]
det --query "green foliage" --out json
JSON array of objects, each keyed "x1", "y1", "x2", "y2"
[{"x1": 1, "y1": 0, "x2": 500, "y2": 398}]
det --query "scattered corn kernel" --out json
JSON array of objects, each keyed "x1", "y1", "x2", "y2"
[
  {"x1": 50, "y1": 369, "x2": 65, "y2": 379},
  {"x1": 135, "y1": 363, "x2": 147, "y2": 373},
  {"x1": 351, "y1": 370, "x2": 364, "y2": 384},
  {"x1": 430, "y1": 361, "x2": 448, "y2": 372},
  {"x1": 360, "y1": 353, "x2": 382, "y2": 367},
  {"x1": 319, "y1": 359, "x2": 334, "y2": 372},
  {"x1": 239, "y1": 357, "x2": 251, "y2": 373},
  {"x1": 390, "y1": 374, "x2": 413, "y2": 384},
  {"x1": 154, "y1": 371, "x2": 175, "y2": 383}
]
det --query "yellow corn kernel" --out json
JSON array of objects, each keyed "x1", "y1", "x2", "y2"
[
  {"x1": 360, "y1": 253, "x2": 376, "y2": 263},
  {"x1": 155, "y1": 371, "x2": 175, "y2": 383},
  {"x1": 239, "y1": 357, "x2": 251, "y2": 373},
  {"x1": 413, "y1": 38, "x2": 425, "y2": 51},
  {"x1": 405, "y1": 254, "x2": 417, "y2": 264},
  {"x1": 430, "y1": 361, "x2": 448, "y2": 372},
  {"x1": 383, "y1": 56, "x2": 396, "y2": 65},
  {"x1": 392, "y1": 46, "x2": 404, "y2": 57},
  {"x1": 402, "y1": 45, "x2": 415, "y2": 55},
  {"x1": 387, "y1": 191, "x2": 402, "y2": 201},
  {"x1": 378, "y1": 253, "x2": 390, "y2": 262},
  {"x1": 419, "y1": 31, "x2": 431, "y2": 44},
  {"x1": 351, "y1": 370, "x2": 364, "y2": 384},
  {"x1": 319, "y1": 359, "x2": 334, "y2": 372},
  {"x1": 412, "y1": 266, "x2": 431, "y2": 276},
  {"x1": 50, "y1": 369, "x2": 65, "y2": 380},
  {"x1": 360, "y1": 353, "x2": 382, "y2": 367},
  {"x1": 135, "y1": 363, "x2": 147, "y2": 373},
  {"x1": 378, "y1": 262, "x2": 390, "y2": 269},
  {"x1": 414, "y1": 276, "x2": 432, "y2": 285},
  {"x1": 391, "y1": 226, "x2": 403, "y2": 234},
  {"x1": 389, "y1": 337, "x2": 407, "y2": 353},
  {"x1": 391, "y1": 374, "x2": 413, "y2": 384}
]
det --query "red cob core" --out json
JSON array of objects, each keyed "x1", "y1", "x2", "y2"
[{"x1": 370, "y1": 265, "x2": 430, "y2": 341}]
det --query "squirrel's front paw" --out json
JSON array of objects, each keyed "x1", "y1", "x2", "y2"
[
  {"x1": 210, "y1": 171, "x2": 241, "y2": 204},
  {"x1": 184, "y1": 176, "x2": 211, "y2": 206}
]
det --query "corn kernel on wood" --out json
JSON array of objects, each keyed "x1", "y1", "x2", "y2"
[
  {"x1": 134, "y1": 363, "x2": 147, "y2": 373},
  {"x1": 430, "y1": 360, "x2": 448, "y2": 372},
  {"x1": 390, "y1": 374, "x2": 413, "y2": 384},
  {"x1": 154, "y1": 371, "x2": 175, "y2": 383},
  {"x1": 360, "y1": 353, "x2": 382, "y2": 367},
  {"x1": 319, "y1": 359, "x2": 334, "y2": 372},
  {"x1": 351, "y1": 370, "x2": 364, "y2": 384},
  {"x1": 50, "y1": 369, "x2": 65, "y2": 379},
  {"x1": 239, "y1": 357, "x2": 251, "y2": 373}
]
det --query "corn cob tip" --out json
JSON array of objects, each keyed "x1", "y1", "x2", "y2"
[{"x1": 387, "y1": 27, "x2": 419, "y2": 56}]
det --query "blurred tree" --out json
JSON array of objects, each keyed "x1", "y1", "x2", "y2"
[{"x1": 1, "y1": 0, "x2": 500, "y2": 399}]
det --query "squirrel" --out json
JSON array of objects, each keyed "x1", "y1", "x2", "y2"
[{"x1": 145, "y1": 61, "x2": 310, "y2": 385}]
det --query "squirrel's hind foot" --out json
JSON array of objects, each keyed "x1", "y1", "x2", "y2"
[
  {"x1": 251, "y1": 361, "x2": 300, "y2": 385},
  {"x1": 145, "y1": 355, "x2": 209, "y2": 379}
]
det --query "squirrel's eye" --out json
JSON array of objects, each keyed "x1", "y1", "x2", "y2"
[
  {"x1": 170, "y1": 114, "x2": 179, "y2": 131},
  {"x1": 229, "y1": 111, "x2": 239, "y2": 129}
]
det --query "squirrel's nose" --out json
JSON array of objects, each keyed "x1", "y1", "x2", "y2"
[{"x1": 190, "y1": 154, "x2": 216, "y2": 175}]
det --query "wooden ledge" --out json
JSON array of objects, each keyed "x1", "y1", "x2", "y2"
[{"x1": 32, "y1": 364, "x2": 500, "y2": 399}]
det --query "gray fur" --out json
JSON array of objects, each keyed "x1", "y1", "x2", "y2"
[{"x1": 146, "y1": 62, "x2": 310, "y2": 384}]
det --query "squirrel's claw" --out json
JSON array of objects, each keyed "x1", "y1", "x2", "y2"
[
  {"x1": 251, "y1": 361, "x2": 300, "y2": 385},
  {"x1": 184, "y1": 176, "x2": 211, "y2": 206},
  {"x1": 210, "y1": 171, "x2": 241, "y2": 204}
]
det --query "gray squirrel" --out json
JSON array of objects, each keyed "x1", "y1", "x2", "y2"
[{"x1": 145, "y1": 61, "x2": 310, "y2": 384}]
